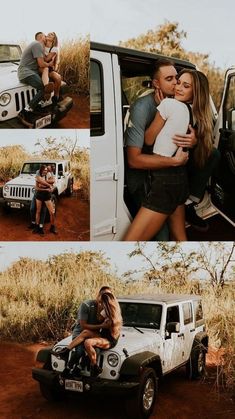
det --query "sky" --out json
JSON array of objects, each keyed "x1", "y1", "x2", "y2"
[
  {"x1": 0, "y1": 0, "x2": 89, "y2": 44},
  {"x1": 91, "y1": 0, "x2": 235, "y2": 69},
  {"x1": 0, "y1": 241, "x2": 230, "y2": 277},
  {"x1": 0, "y1": 129, "x2": 90, "y2": 153}
]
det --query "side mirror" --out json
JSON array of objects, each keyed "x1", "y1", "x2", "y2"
[{"x1": 165, "y1": 322, "x2": 180, "y2": 338}]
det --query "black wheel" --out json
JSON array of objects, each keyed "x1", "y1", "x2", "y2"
[
  {"x1": 65, "y1": 178, "x2": 73, "y2": 196},
  {"x1": 186, "y1": 345, "x2": 206, "y2": 380},
  {"x1": 126, "y1": 368, "x2": 157, "y2": 419}
]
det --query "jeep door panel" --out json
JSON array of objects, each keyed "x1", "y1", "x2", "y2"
[{"x1": 211, "y1": 69, "x2": 235, "y2": 226}]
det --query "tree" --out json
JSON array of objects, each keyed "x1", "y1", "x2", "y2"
[
  {"x1": 34, "y1": 136, "x2": 79, "y2": 159},
  {"x1": 120, "y1": 21, "x2": 186, "y2": 57},
  {"x1": 125, "y1": 242, "x2": 235, "y2": 291}
]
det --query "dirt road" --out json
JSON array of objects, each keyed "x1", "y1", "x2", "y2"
[
  {"x1": 0, "y1": 342, "x2": 234, "y2": 419},
  {"x1": 0, "y1": 189, "x2": 89, "y2": 241}
]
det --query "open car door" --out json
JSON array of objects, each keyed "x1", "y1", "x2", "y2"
[{"x1": 211, "y1": 68, "x2": 235, "y2": 226}]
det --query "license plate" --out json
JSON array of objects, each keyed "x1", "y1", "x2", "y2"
[
  {"x1": 10, "y1": 202, "x2": 21, "y2": 208},
  {"x1": 65, "y1": 379, "x2": 83, "y2": 392},
  {"x1": 35, "y1": 114, "x2": 52, "y2": 129}
]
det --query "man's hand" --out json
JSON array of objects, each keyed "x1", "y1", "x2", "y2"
[
  {"x1": 154, "y1": 87, "x2": 164, "y2": 104},
  {"x1": 172, "y1": 147, "x2": 189, "y2": 166},
  {"x1": 172, "y1": 125, "x2": 197, "y2": 149}
]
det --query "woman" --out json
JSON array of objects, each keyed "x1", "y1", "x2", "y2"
[
  {"x1": 124, "y1": 69, "x2": 213, "y2": 241},
  {"x1": 39, "y1": 32, "x2": 62, "y2": 103},
  {"x1": 54, "y1": 292, "x2": 122, "y2": 376},
  {"x1": 35, "y1": 164, "x2": 57, "y2": 234}
]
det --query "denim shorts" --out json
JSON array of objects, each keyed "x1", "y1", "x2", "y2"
[
  {"x1": 35, "y1": 191, "x2": 52, "y2": 202},
  {"x1": 143, "y1": 166, "x2": 189, "y2": 215}
]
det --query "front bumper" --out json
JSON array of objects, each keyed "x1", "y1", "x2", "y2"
[
  {"x1": 0, "y1": 197, "x2": 31, "y2": 208},
  {"x1": 32, "y1": 367, "x2": 139, "y2": 394}
]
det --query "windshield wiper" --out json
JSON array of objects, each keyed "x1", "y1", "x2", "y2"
[{"x1": 123, "y1": 323, "x2": 144, "y2": 334}]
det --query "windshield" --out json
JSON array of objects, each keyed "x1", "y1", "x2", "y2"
[
  {"x1": 0, "y1": 44, "x2": 21, "y2": 62},
  {"x1": 119, "y1": 302, "x2": 162, "y2": 329},
  {"x1": 21, "y1": 163, "x2": 55, "y2": 175}
]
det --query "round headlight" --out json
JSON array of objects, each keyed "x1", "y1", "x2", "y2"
[
  {"x1": 107, "y1": 353, "x2": 119, "y2": 367},
  {"x1": 32, "y1": 187, "x2": 35, "y2": 193},
  {"x1": 4, "y1": 185, "x2": 9, "y2": 192},
  {"x1": 0, "y1": 93, "x2": 11, "y2": 106}
]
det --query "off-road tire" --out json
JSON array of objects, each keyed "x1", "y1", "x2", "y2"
[
  {"x1": 126, "y1": 367, "x2": 158, "y2": 419},
  {"x1": 65, "y1": 178, "x2": 73, "y2": 196},
  {"x1": 186, "y1": 344, "x2": 206, "y2": 380}
]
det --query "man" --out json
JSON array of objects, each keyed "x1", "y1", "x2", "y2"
[
  {"x1": 17, "y1": 32, "x2": 54, "y2": 125},
  {"x1": 64, "y1": 286, "x2": 112, "y2": 370},
  {"x1": 125, "y1": 59, "x2": 219, "y2": 236}
]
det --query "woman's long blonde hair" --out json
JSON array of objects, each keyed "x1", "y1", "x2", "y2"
[
  {"x1": 178, "y1": 69, "x2": 213, "y2": 168},
  {"x1": 101, "y1": 292, "x2": 122, "y2": 338}
]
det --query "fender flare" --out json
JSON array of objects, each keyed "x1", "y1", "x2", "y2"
[{"x1": 119, "y1": 351, "x2": 162, "y2": 376}]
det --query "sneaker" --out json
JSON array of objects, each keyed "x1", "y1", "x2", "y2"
[
  {"x1": 18, "y1": 109, "x2": 34, "y2": 128},
  {"x1": 38, "y1": 227, "x2": 44, "y2": 235},
  {"x1": 32, "y1": 224, "x2": 40, "y2": 234},
  {"x1": 185, "y1": 204, "x2": 209, "y2": 232},
  {"x1": 51, "y1": 347, "x2": 70, "y2": 361},
  {"x1": 91, "y1": 364, "x2": 103, "y2": 377},
  {"x1": 49, "y1": 225, "x2": 57, "y2": 234}
]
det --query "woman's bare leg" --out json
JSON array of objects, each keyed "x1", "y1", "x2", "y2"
[
  {"x1": 68, "y1": 330, "x2": 99, "y2": 350},
  {"x1": 45, "y1": 200, "x2": 55, "y2": 225},
  {"x1": 35, "y1": 200, "x2": 42, "y2": 225},
  {"x1": 84, "y1": 338, "x2": 111, "y2": 366},
  {"x1": 168, "y1": 205, "x2": 187, "y2": 241},
  {"x1": 124, "y1": 206, "x2": 168, "y2": 241},
  {"x1": 49, "y1": 71, "x2": 62, "y2": 98},
  {"x1": 41, "y1": 67, "x2": 49, "y2": 85}
]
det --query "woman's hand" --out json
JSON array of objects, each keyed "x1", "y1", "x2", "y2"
[
  {"x1": 101, "y1": 318, "x2": 111, "y2": 328},
  {"x1": 172, "y1": 125, "x2": 197, "y2": 149}
]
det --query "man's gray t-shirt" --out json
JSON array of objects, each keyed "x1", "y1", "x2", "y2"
[
  {"x1": 72, "y1": 299, "x2": 100, "y2": 338},
  {"x1": 125, "y1": 93, "x2": 157, "y2": 192},
  {"x1": 18, "y1": 41, "x2": 44, "y2": 80}
]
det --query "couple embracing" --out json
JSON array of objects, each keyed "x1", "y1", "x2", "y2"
[
  {"x1": 124, "y1": 59, "x2": 220, "y2": 241},
  {"x1": 53, "y1": 286, "x2": 122, "y2": 377}
]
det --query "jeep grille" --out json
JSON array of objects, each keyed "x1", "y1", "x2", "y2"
[
  {"x1": 15, "y1": 88, "x2": 36, "y2": 112},
  {"x1": 9, "y1": 186, "x2": 31, "y2": 198}
]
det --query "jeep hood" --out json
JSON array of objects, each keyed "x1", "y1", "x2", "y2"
[
  {"x1": 112, "y1": 327, "x2": 161, "y2": 355},
  {"x1": 0, "y1": 62, "x2": 25, "y2": 91},
  {"x1": 5, "y1": 174, "x2": 35, "y2": 186}
]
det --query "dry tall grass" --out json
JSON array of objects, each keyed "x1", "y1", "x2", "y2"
[
  {"x1": 71, "y1": 148, "x2": 89, "y2": 200},
  {"x1": 0, "y1": 251, "x2": 234, "y2": 392},
  {"x1": 59, "y1": 36, "x2": 89, "y2": 95},
  {"x1": 0, "y1": 145, "x2": 29, "y2": 182}
]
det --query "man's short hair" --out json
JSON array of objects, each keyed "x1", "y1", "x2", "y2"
[
  {"x1": 35, "y1": 32, "x2": 43, "y2": 40},
  {"x1": 152, "y1": 58, "x2": 175, "y2": 80}
]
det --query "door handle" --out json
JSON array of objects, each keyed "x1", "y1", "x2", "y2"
[
  {"x1": 190, "y1": 328, "x2": 195, "y2": 332},
  {"x1": 178, "y1": 333, "x2": 184, "y2": 338}
]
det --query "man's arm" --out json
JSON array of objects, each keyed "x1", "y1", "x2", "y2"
[
  {"x1": 173, "y1": 125, "x2": 197, "y2": 148},
  {"x1": 127, "y1": 146, "x2": 189, "y2": 170},
  {"x1": 79, "y1": 319, "x2": 107, "y2": 330},
  {"x1": 35, "y1": 175, "x2": 52, "y2": 188},
  {"x1": 37, "y1": 57, "x2": 54, "y2": 69}
]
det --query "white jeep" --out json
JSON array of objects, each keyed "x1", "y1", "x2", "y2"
[
  {"x1": 0, "y1": 43, "x2": 73, "y2": 128},
  {"x1": 32, "y1": 294, "x2": 208, "y2": 419},
  {"x1": 0, "y1": 159, "x2": 73, "y2": 211},
  {"x1": 90, "y1": 42, "x2": 235, "y2": 240}
]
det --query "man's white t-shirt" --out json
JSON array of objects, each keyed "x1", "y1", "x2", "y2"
[{"x1": 153, "y1": 98, "x2": 190, "y2": 157}]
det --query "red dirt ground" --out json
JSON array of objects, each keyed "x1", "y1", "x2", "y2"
[
  {"x1": 0, "y1": 343, "x2": 234, "y2": 419},
  {"x1": 0, "y1": 187, "x2": 89, "y2": 241},
  {"x1": 57, "y1": 94, "x2": 90, "y2": 129}
]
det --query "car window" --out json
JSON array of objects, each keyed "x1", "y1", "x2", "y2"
[
  {"x1": 91, "y1": 59, "x2": 104, "y2": 136},
  {"x1": 166, "y1": 305, "x2": 180, "y2": 324},
  {"x1": 119, "y1": 302, "x2": 162, "y2": 329},
  {"x1": 182, "y1": 302, "x2": 193, "y2": 325}
]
